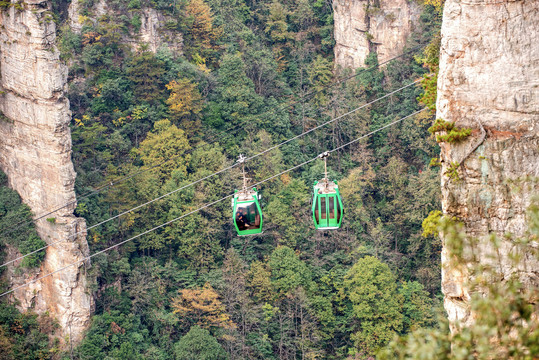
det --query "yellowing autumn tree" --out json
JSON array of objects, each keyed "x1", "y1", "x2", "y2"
[
  {"x1": 135, "y1": 119, "x2": 191, "y2": 184},
  {"x1": 166, "y1": 78, "x2": 203, "y2": 117},
  {"x1": 172, "y1": 283, "x2": 235, "y2": 330},
  {"x1": 183, "y1": 0, "x2": 222, "y2": 65},
  {"x1": 423, "y1": 0, "x2": 444, "y2": 12}
]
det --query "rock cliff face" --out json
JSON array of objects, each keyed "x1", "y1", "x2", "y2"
[
  {"x1": 0, "y1": 0, "x2": 91, "y2": 345},
  {"x1": 437, "y1": 0, "x2": 539, "y2": 326},
  {"x1": 333, "y1": 0, "x2": 421, "y2": 69},
  {"x1": 68, "y1": 0, "x2": 183, "y2": 54}
]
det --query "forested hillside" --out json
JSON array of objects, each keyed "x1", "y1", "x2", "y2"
[{"x1": 1, "y1": 0, "x2": 446, "y2": 358}]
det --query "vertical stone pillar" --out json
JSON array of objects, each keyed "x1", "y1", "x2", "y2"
[
  {"x1": 437, "y1": 0, "x2": 539, "y2": 327},
  {"x1": 0, "y1": 0, "x2": 91, "y2": 345}
]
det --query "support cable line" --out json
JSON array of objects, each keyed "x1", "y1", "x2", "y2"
[
  {"x1": 244, "y1": 78, "x2": 422, "y2": 162},
  {"x1": 0, "y1": 79, "x2": 422, "y2": 269},
  {"x1": 0, "y1": 108, "x2": 427, "y2": 299},
  {"x1": 0, "y1": 45, "x2": 425, "y2": 237}
]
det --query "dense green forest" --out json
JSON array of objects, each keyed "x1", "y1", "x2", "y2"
[{"x1": 1, "y1": 0, "x2": 451, "y2": 358}]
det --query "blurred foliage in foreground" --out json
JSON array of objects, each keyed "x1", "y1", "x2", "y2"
[{"x1": 379, "y1": 197, "x2": 539, "y2": 360}]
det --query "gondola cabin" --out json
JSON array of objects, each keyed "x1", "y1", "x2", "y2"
[
  {"x1": 312, "y1": 180, "x2": 343, "y2": 230},
  {"x1": 232, "y1": 188, "x2": 263, "y2": 236}
]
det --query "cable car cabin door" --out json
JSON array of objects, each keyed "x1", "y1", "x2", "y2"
[{"x1": 313, "y1": 192, "x2": 342, "y2": 230}]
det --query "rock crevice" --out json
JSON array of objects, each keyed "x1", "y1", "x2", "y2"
[{"x1": 333, "y1": 0, "x2": 421, "y2": 69}]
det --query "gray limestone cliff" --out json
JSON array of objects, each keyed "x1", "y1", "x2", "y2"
[
  {"x1": 333, "y1": 0, "x2": 421, "y2": 69},
  {"x1": 68, "y1": 0, "x2": 183, "y2": 54},
  {"x1": 437, "y1": 0, "x2": 539, "y2": 327},
  {"x1": 0, "y1": 0, "x2": 91, "y2": 345}
]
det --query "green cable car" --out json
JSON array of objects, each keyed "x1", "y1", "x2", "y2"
[
  {"x1": 232, "y1": 188, "x2": 263, "y2": 236},
  {"x1": 232, "y1": 155, "x2": 263, "y2": 236},
  {"x1": 312, "y1": 152, "x2": 344, "y2": 230}
]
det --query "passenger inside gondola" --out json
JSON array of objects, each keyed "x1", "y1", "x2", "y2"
[
  {"x1": 236, "y1": 208, "x2": 246, "y2": 230},
  {"x1": 235, "y1": 202, "x2": 260, "y2": 230}
]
